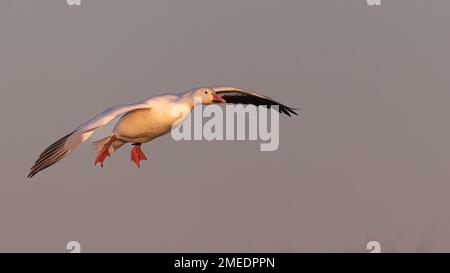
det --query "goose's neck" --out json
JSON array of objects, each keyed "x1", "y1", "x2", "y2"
[{"x1": 179, "y1": 93, "x2": 196, "y2": 109}]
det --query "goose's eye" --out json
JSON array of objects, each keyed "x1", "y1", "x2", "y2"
[{"x1": 204, "y1": 91, "x2": 208, "y2": 94}]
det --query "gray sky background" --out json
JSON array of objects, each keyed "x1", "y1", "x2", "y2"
[{"x1": 1, "y1": 0, "x2": 450, "y2": 252}]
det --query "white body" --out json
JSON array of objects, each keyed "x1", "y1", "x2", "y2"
[{"x1": 113, "y1": 95, "x2": 191, "y2": 143}]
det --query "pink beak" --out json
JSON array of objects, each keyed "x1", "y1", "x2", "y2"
[{"x1": 212, "y1": 93, "x2": 226, "y2": 103}]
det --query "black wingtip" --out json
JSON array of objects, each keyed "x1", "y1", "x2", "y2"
[
  {"x1": 27, "y1": 131, "x2": 75, "y2": 179},
  {"x1": 287, "y1": 107, "x2": 299, "y2": 116},
  {"x1": 27, "y1": 167, "x2": 40, "y2": 179},
  {"x1": 278, "y1": 105, "x2": 299, "y2": 117},
  {"x1": 27, "y1": 171, "x2": 38, "y2": 180}
]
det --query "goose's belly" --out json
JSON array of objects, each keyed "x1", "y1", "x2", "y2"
[{"x1": 113, "y1": 104, "x2": 190, "y2": 143}]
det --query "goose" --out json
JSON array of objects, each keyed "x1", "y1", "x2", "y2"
[{"x1": 28, "y1": 86, "x2": 298, "y2": 178}]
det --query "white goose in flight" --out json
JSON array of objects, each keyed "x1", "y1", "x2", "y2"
[{"x1": 28, "y1": 86, "x2": 298, "y2": 178}]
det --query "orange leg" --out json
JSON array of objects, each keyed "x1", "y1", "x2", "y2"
[
  {"x1": 94, "y1": 136, "x2": 116, "y2": 167},
  {"x1": 130, "y1": 143, "x2": 148, "y2": 168}
]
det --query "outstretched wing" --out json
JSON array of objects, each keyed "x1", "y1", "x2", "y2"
[
  {"x1": 212, "y1": 86, "x2": 298, "y2": 117},
  {"x1": 28, "y1": 102, "x2": 152, "y2": 178}
]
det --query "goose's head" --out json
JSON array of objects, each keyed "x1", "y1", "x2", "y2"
[{"x1": 190, "y1": 87, "x2": 226, "y2": 105}]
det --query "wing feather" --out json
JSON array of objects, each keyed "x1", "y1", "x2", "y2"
[
  {"x1": 212, "y1": 87, "x2": 298, "y2": 117},
  {"x1": 28, "y1": 102, "x2": 151, "y2": 178}
]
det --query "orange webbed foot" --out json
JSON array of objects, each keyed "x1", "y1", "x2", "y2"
[
  {"x1": 95, "y1": 147, "x2": 110, "y2": 167},
  {"x1": 131, "y1": 144, "x2": 147, "y2": 168}
]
